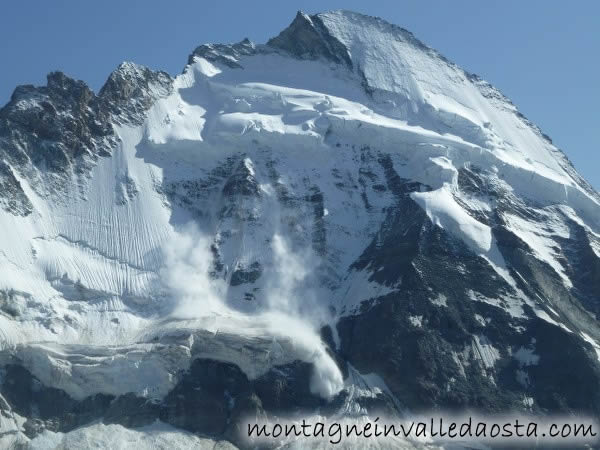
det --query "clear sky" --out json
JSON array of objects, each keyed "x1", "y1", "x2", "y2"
[{"x1": 1, "y1": 1, "x2": 598, "y2": 189}]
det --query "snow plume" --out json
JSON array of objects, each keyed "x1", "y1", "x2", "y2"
[
  {"x1": 266, "y1": 234, "x2": 310, "y2": 313},
  {"x1": 160, "y1": 226, "x2": 344, "y2": 399},
  {"x1": 160, "y1": 224, "x2": 227, "y2": 318},
  {"x1": 265, "y1": 234, "x2": 328, "y2": 321},
  {"x1": 264, "y1": 234, "x2": 343, "y2": 398}
]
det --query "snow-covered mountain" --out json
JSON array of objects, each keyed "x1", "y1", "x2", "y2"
[{"x1": 1, "y1": 10, "x2": 599, "y2": 449}]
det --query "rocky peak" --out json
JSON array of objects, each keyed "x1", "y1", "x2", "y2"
[
  {"x1": 98, "y1": 62, "x2": 173, "y2": 125},
  {"x1": 0, "y1": 73, "x2": 114, "y2": 210},
  {"x1": 187, "y1": 38, "x2": 256, "y2": 69},
  {"x1": 1, "y1": 72, "x2": 101, "y2": 130},
  {"x1": 0, "y1": 72, "x2": 113, "y2": 164},
  {"x1": 222, "y1": 158, "x2": 259, "y2": 197},
  {"x1": 0, "y1": 62, "x2": 174, "y2": 206},
  {"x1": 267, "y1": 11, "x2": 352, "y2": 68},
  {"x1": 46, "y1": 71, "x2": 95, "y2": 104}
]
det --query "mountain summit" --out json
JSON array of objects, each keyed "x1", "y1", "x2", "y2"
[{"x1": 1, "y1": 10, "x2": 599, "y2": 449}]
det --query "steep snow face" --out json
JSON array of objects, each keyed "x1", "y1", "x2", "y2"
[
  {"x1": 1, "y1": 9, "x2": 600, "y2": 448},
  {"x1": 269, "y1": 11, "x2": 600, "y2": 225},
  {"x1": 315, "y1": 11, "x2": 588, "y2": 187}
]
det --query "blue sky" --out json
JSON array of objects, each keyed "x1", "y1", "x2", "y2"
[{"x1": 1, "y1": 1, "x2": 598, "y2": 188}]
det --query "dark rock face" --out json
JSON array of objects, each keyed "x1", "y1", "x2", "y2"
[
  {"x1": 336, "y1": 170, "x2": 600, "y2": 417},
  {"x1": 103, "y1": 393, "x2": 162, "y2": 429},
  {"x1": 306, "y1": 186, "x2": 327, "y2": 256},
  {"x1": 339, "y1": 196, "x2": 521, "y2": 412},
  {"x1": 0, "y1": 161, "x2": 33, "y2": 216},
  {"x1": 556, "y1": 219, "x2": 600, "y2": 318},
  {"x1": 0, "y1": 364, "x2": 114, "y2": 437},
  {"x1": 160, "y1": 359, "x2": 257, "y2": 436},
  {"x1": 0, "y1": 358, "x2": 335, "y2": 448},
  {"x1": 0, "y1": 72, "x2": 115, "y2": 190},
  {"x1": 526, "y1": 319, "x2": 600, "y2": 414},
  {"x1": 164, "y1": 155, "x2": 238, "y2": 219},
  {"x1": 98, "y1": 62, "x2": 173, "y2": 125},
  {"x1": 253, "y1": 361, "x2": 324, "y2": 416},
  {"x1": 230, "y1": 262, "x2": 263, "y2": 286},
  {"x1": 267, "y1": 12, "x2": 352, "y2": 68},
  {"x1": 0, "y1": 64, "x2": 172, "y2": 212},
  {"x1": 222, "y1": 159, "x2": 260, "y2": 198},
  {"x1": 188, "y1": 39, "x2": 256, "y2": 69},
  {"x1": 338, "y1": 224, "x2": 600, "y2": 417}
]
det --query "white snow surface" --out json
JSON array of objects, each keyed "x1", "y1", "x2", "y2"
[
  {"x1": 0, "y1": 9, "x2": 599, "y2": 413},
  {"x1": 25, "y1": 421, "x2": 236, "y2": 450}
]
